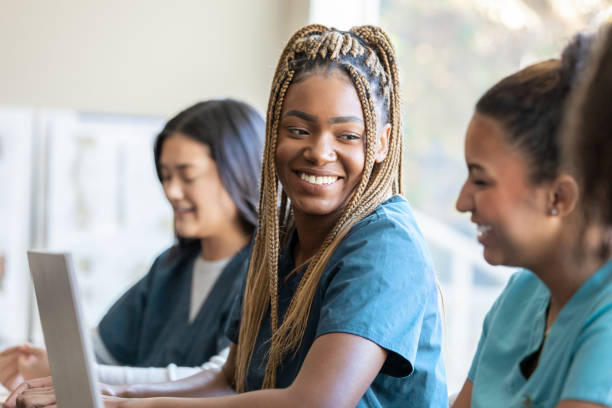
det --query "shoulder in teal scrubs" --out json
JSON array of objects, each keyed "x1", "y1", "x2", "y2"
[
  {"x1": 468, "y1": 260, "x2": 612, "y2": 407},
  {"x1": 226, "y1": 196, "x2": 448, "y2": 408}
]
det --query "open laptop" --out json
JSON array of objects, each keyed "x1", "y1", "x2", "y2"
[{"x1": 27, "y1": 251, "x2": 103, "y2": 408}]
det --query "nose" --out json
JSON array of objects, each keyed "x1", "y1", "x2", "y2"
[
  {"x1": 303, "y1": 132, "x2": 337, "y2": 165},
  {"x1": 163, "y1": 177, "x2": 184, "y2": 201},
  {"x1": 455, "y1": 181, "x2": 473, "y2": 213}
]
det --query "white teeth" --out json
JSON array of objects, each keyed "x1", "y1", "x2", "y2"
[
  {"x1": 299, "y1": 172, "x2": 338, "y2": 185},
  {"x1": 477, "y1": 225, "x2": 492, "y2": 236}
]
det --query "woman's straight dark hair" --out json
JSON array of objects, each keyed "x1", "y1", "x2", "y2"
[{"x1": 154, "y1": 99, "x2": 265, "y2": 248}]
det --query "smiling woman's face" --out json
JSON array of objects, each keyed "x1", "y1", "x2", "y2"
[
  {"x1": 159, "y1": 133, "x2": 238, "y2": 239},
  {"x1": 455, "y1": 113, "x2": 559, "y2": 267},
  {"x1": 275, "y1": 71, "x2": 366, "y2": 219}
]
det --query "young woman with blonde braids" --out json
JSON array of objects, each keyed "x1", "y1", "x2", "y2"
[{"x1": 6, "y1": 24, "x2": 447, "y2": 408}]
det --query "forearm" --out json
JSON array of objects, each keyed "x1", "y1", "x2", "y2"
[
  {"x1": 116, "y1": 388, "x2": 302, "y2": 408},
  {"x1": 117, "y1": 367, "x2": 233, "y2": 399}
]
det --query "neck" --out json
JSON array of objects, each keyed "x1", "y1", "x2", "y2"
[
  {"x1": 538, "y1": 258, "x2": 600, "y2": 318},
  {"x1": 530, "y1": 227, "x2": 607, "y2": 318},
  {"x1": 200, "y1": 220, "x2": 251, "y2": 261},
  {"x1": 292, "y1": 207, "x2": 344, "y2": 266}
]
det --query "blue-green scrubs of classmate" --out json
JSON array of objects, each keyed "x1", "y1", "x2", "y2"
[
  {"x1": 468, "y1": 260, "x2": 612, "y2": 407},
  {"x1": 226, "y1": 196, "x2": 448, "y2": 408},
  {"x1": 99, "y1": 244, "x2": 250, "y2": 367}
]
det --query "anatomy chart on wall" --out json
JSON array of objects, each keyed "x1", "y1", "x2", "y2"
[
  {"x1": 0, "y1": 108, "x2": 174, "y2": 344},
  {"x1": 41, "y1": 111, "x2": 173, "y2": 330},
  {"x1": 0, "y1": 108, "x2": 34, "y2": 346}
]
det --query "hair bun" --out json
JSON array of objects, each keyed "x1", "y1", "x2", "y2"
[{"x1": 561, "y1": 32, "x2": 595, "y2": 86}]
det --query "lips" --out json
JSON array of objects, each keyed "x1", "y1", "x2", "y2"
[
  {"x1": 475, "y1": 223, "x2": 494, "y2": 246},
  {"x1": 174, "y1": 207, "x2": 195, "y2": 217},
  {"x1": 477, "y1": 224, "x2": 492, "y2": 236},
  {"x1": 298, "y1": 172, "x2": 339, "y2": 185}
]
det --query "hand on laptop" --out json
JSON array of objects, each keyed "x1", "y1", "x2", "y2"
[
  {"x1": 0, "y1": 344, "x2": 50, "y2": 391},
  {"x1": 1, "y1": 376, "x2": 53, "y2": 408},
  {"x1": 99, "y1": 382, "x2": 127, "y2": 397},
  {"x1": 0, "y1": 346, "x2": 23, "y2": 391},
  {"x1": 2, "y1": 377, "x2": 130, "y2": 408}
]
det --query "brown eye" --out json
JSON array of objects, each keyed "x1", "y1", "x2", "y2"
[
  {"x1": 288, "y1": 127, "x2": 309, "y2": 137},
  {"x1": 339, "y1": 133, "x2": 360, "y2": 140}
]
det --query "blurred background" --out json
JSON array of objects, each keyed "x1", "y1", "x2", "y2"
[{"x1": 1, "y1": 0, "x2": 610, "y2": 394}]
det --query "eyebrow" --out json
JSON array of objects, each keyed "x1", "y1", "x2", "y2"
[
  {"x1": 159, "y1": 163, "x2": 195, "y2": 171},
  {"x1": 283, "y1": 110, "x2": 317, "y2": 122},
  {"x1": 283, "y1": 110, "x2": 364, "y2": 125},
  {"x1": 328, "y1": 115, "x2": 364, "y2": 125},
  {"x1": 467, "y1": 163, "x2": 485, "y2": 172}
]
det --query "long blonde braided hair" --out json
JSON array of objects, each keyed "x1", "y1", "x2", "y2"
[{"x1": 234, "y1": 25, "x2": 403, "y2": 392}]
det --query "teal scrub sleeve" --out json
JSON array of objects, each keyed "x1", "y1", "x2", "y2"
[
  {"x1": 560, "y1": 307, "x2": 612, "y2": 405},
  {"x1": 315, "y1": 212, "x2": 438, "y2": 378}
]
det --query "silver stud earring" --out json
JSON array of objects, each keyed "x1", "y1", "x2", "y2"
[{"x1": 549, "y1": 208, "x2": 558, "y2": 216}]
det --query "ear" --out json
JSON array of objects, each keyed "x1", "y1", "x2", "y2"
[
  {"x1": 374, "y1": 123, "x2": 391, "y2": 163},
  {"x1": 548, "y1": 173, "x2": 579, "y2": 217}
]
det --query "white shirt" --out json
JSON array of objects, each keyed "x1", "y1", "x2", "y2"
[{"x1": 189, "y1": 256, "x2": 229, "y2": 323}]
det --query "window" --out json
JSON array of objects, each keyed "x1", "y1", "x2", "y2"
[
  {"x1": 379, "y1": 0, "x2": 611, "y2": 392},
  {"x1": 310, "y1": 0, "x2": 612, "y2": 392}
]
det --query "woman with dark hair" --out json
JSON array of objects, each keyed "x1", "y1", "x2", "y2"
[
  {"x1": 452, "y1": 32, "x2": 612, "y2": 407},
  {"x1": 0, "y1": 99, "x2": 264, "y2": 388}
]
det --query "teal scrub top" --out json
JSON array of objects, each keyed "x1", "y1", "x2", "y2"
[
  {"x1": 98, "y1": 244, "x2": 250, "y2": 367},
  {"x1": 468, "y1": 260, "x2": 612, "y2": 407},
  {"x1": 226, "y1": 196, "x2": 448, "y2": 407}
]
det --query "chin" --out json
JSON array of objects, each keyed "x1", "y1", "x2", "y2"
[
  {"x1": 176, "y1": 232, "x2": 199, "y2": 240},
  {"x1": 482, "y1": 249, "x2": 504, "y2": 267},
  {"x1": 297, "y1": 204, "x2": 342, "y2": 217},
  {"x1": 290, "y1": 197, "x2": 342, "y2": 217},
  {"x1": 174, "y1": 225, "x2": 200, "y2": 239}
]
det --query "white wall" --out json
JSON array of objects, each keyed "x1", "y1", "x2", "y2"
[
  {"x1": 0, "y1": 0, "x2": 309, "y2": 116},
  {"x1": 309, "y1": 0, "x2": 380, "y2": 29},
  {"x1": 0, "y1": 0, "x2": 310, "y2": 344}
]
